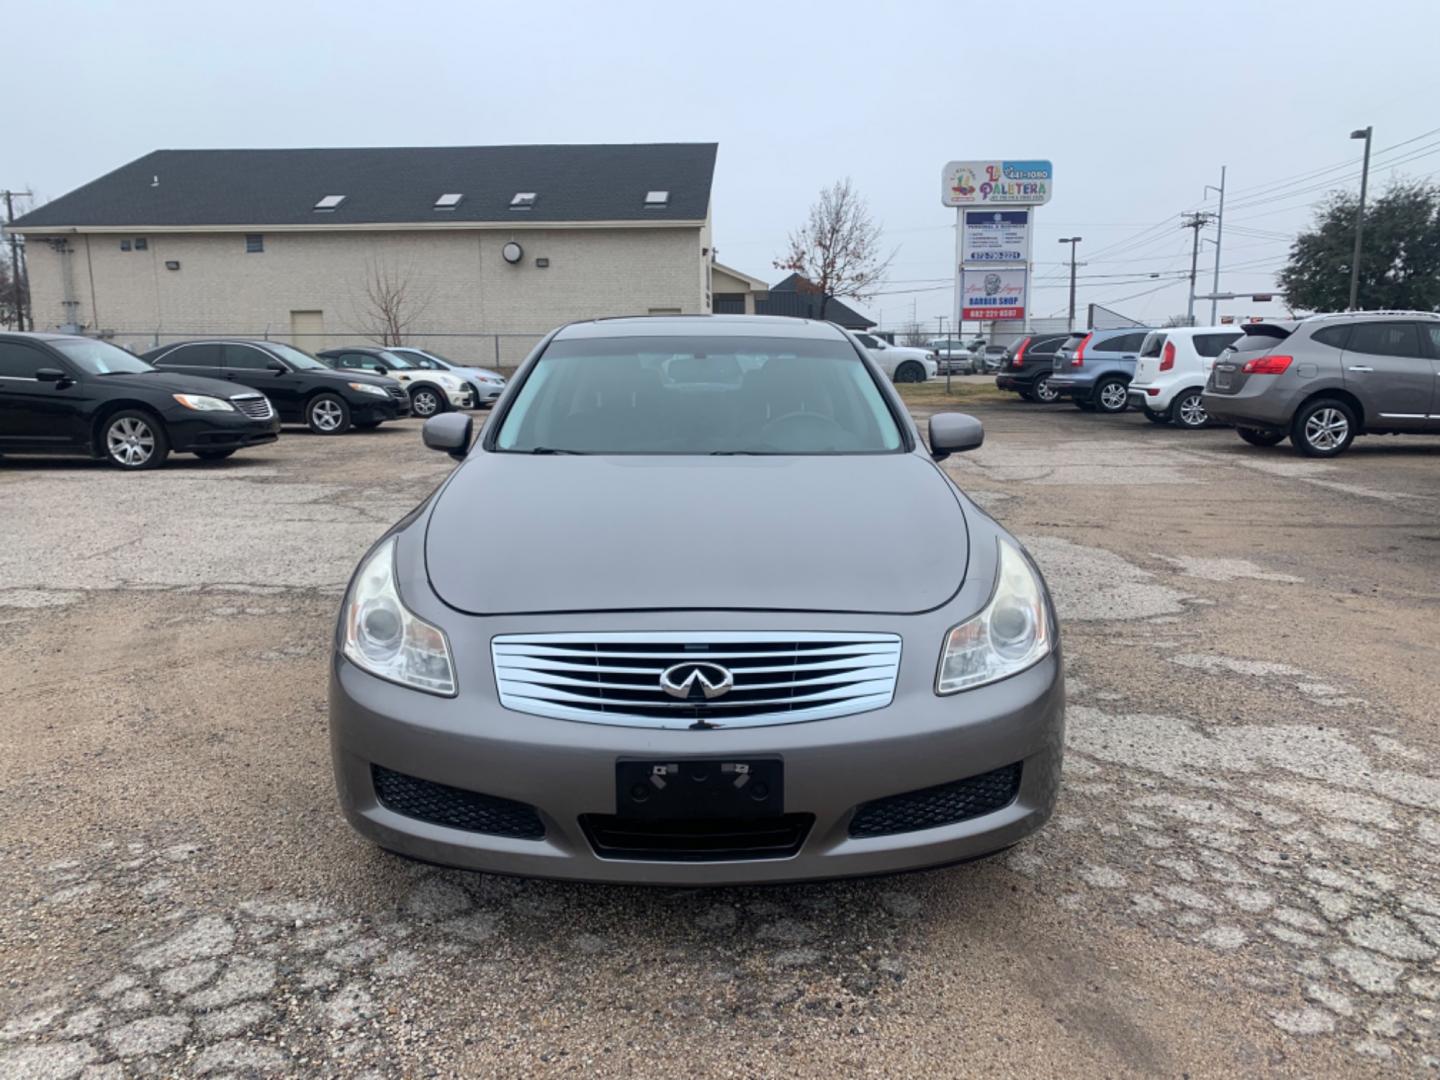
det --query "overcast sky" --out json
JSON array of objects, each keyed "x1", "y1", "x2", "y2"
[{"x1": 9, "y1": 0, "x2": 1439, "y2": 331}]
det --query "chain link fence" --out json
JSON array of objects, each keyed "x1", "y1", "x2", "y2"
[{"x1": 101, "y1": 329, "x2": 549, "y2": 376}]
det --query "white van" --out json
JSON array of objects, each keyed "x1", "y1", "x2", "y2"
[{"x1": 1128, "y1": 327, "x2": 1244, "y2": 427}]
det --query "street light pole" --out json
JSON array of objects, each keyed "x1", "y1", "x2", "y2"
[
  {"x1": 1348, "y1": 126, "x2": 1373, "y2": 311},
  {"x1": 1058, "y1": 236, "x2": 1083, "y2": 331}
]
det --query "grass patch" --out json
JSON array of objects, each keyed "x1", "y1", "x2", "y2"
[{"x1": 894, "y1": 378, "x2": 1007, "y2": 407}]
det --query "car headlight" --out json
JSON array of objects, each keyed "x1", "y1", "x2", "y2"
[
  {"x1": 342, "y1": 537, "x2": 456, "y2": 696},
  {"x1": 348, "y1": 382, "x2": 389, "y2": 397},
  {"x1": 172, "y1": 393, "x2": 235, "y2": 412},
  {"x1": 936, "y1": 539, "x2": 1052, "y2": 694}
]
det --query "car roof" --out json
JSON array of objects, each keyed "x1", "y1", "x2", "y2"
[
  {"x1": 552, "y1": 314, "x2": 852, "y2": 342},
  {"x1": 1302, "y1": 309, "x2": 1440, "y2": 323},
  {"x1": 0, "y1": 331, "x2": 90, "y2": 343},
  {"x1": 1145, "y1": 326, "x2": 1244, "y2": 338}
]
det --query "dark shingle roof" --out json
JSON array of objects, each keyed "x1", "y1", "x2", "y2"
[
  {"x1": 13, "y1": 144, "x2": 717, "y2": 229},
  {"x1": 756, "y1": 275, "x2": 876, "y2": 329}
]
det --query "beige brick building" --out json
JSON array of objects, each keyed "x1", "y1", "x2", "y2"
[{"x1": 11, "y1": 144, "x2": 718, "y2": 365}]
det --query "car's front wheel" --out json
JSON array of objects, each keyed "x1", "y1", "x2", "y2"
[
  {"x1": 410, "y1": 385, "x2": 447, "y2": 417},
  {"x1": 1094, "y1": 377, "x2": 1129, "y2": 414},
  {"x1": 1032, "y1": 374, "x2": 1060, "y2": 403},
  {"x1": 1237, "y1": 427, "x2": 1286, "y2": 447},
  {"x1": 1171, "y1": 389, "x2": 1209, "y2": 429},
  {"x1": 1292, "y1": 398, "x2": 1356, "y2": 458},
  {"x1": 103, "y1": 410, "x2": 169, "y2": 470},
  {"x1": 894, "y1": 361, "x2": 925, "y2": 383},
  {"x1": 307, "y1": 393, "x2": 352, "y2": 435}
]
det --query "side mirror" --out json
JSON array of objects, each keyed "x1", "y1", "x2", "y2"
[
  {"x1": 928, "y1": 412, "x2": 984, "y2": 462},
  {"x1": 422, "y1": 412, "x2": 473, "y2": 460},
  {"x1": 267, "y1": 359, "x2": 286, "y2": 373},
  {"x1": 373, "y1": 364, "x2": 388, "y2": 375},
  {"x1": 35, "y1": 368, "x2": 67, "y2": 384}
]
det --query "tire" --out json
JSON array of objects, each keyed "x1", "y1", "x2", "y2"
[
  {"x1": 410, "y1": 385, "x2": 446, "y2": 417},
  {"x1": 1032, "y1": 374, "x2": 1061, "y2": 404},
  {"x1": 1144, "y1": 409, "x2": 1171, "y2": 425},
  {"x1": 102, "y1": 409, "x2": 170, "y2": 470},
  {"x1": 307, "y1": 393, "x2": 351, "y2": 435},
  {"x1": 194, "y1": 448, "x2": 237, "y2": 461},
  {"x1": 1237, "y1": 427, "x2": 1286, "y2": 447},
  {"x1": 1291, "y1": 398, "x2": 1357, "y2": 458},
  {"x1": 468, "y1": 383, "x2": 487, "y2": 409},
  {"x1": 1094, "y1": 377, "x2": 1130, "y2": 414},
  {"x1": 894, "y1": 362, "x2": 924, "y2": 384},
  {"x1": 1170, "y1": 389, "x2": 1209, "y2": 429}
]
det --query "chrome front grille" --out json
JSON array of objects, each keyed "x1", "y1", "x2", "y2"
[
  {"x1": 491, "y1": 632, "x2": 903, "y2": 729},
  {"x1": 231, "y1": 395, "x2": 273, "y2": 419}
]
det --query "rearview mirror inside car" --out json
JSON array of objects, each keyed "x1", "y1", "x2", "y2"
[
  {"x1": 928, "y1": 412, "x2": 984, "y2": 462},
  {"x1": 422, "y1": 412, "x2": 473, "y2": 460}
]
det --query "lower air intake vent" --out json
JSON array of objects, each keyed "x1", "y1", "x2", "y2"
[
  {"x1": 848, "y1": 763, "x2": 1022, "y2": 838},
  {"x1": 580, "y1": 813, "x2": 814, "y2": 861},
  {"x1": 371, "y1": 765, "x2": 544, "y2": 840}
]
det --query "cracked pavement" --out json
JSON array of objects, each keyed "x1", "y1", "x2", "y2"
[{"x1": 1, "y1": 403, "x2": 1438, "y2": 1077}]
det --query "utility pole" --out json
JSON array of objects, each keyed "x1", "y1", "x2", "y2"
[
  {"x1": 937, "y1": 314, "x2": 950, "y2": 394},
  {"x1": 1181, "y1": 211, "x2": 1212, "y2": 327},
  {"x1": 1348, "y1": 126, "x2": 1373, "y2": 311},
  {"x1": 1057, "y1": 237, "x2": 1083, "y2": 331},
  {"x1": 2, "y1": 190, "x2": 31, "y2": 332},
  {"x1": 1205, "y1": 167, "x2": 1226, "y2": 325}
]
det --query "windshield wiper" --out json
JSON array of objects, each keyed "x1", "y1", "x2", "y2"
[
  {"x1": 526, "y1": 446, "x2": 587, "y2": 455},
  {"x1": 707, "y1": 450, "x2": 772, "y2": 455}
]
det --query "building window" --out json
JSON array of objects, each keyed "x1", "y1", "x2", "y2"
[
  {"x1": 246, "y1": 234, "x2": 264, "y2": 253},
  {"x1": 644, "y1": 191, "x2": 669, "y2": 209},
  {"x1": 435, "y1": 193, "x2": 464, "y2": 210},
  {"x1": 134, "y1": 237, "x2": 148, "y2": 251},
  {"x1": 120, "y1": 240, "x2": 132, "y2": 252}
]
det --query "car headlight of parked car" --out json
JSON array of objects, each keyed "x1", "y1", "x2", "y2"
[
  {"x1": 171, "y1": 393, "x2": 235, "y2": 412},
  {"x1": 342, "y1": 537, "x2": 456, "y2": 696},
  {"x1": 348, "y1": 382, "x2": 390, "y2": 397},
  {"x1": 937, "y1": 539, "x2": 1052, "y2": 694}
]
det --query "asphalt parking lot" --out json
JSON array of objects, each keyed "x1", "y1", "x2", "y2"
[{"x1": 2, "y1": 393, "x2": 1439, "y2": 1078}]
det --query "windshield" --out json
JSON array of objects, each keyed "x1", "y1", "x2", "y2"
[
  {"x1": 494, "y1": 335, "x2": 904, "y2": 455},
  {"x1": 53, "y1": 339, "x2": 153, "y2": 375},
  {"x1": 265, "y1": 341, "x2": 330, "y2": 370}
]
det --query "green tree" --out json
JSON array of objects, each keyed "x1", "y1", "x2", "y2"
[{"x1": 1279, "y1": 180, "x2": 1440, "y2": 312}]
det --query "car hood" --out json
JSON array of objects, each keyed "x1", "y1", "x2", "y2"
[
  {"x1": 425, "y1": 453, "x2": 969, "y2": 615},
  {"x1": 94, "y1": 370, "x2": 267, "y2": 398},
  {"x1": 308, "y1": 368, "x2": 398, "y2": 389}
]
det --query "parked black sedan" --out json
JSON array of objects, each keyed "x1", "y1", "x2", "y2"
[
  {"x1": 142, "y1": 339, "x2": 410, "y2": 435},
  {"x1": 0, "y1": 333, "x2": 279, "y2": 469}
]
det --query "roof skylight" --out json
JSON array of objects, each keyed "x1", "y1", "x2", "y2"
[
  {"x1": 435, "y1": 193, "x2": 464, "y2": 209},
  {"x1": 510, "y1": 192, "x2": 536, "y2": 209},
  {"x1": 644, "y1": 190, "x2": 669, "y2": 208},
  {"x1": 314, "y1": 194, "x2": 347, "y2": 211}
]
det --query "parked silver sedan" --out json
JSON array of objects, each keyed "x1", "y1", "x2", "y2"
[{"x1": 329, "y1": 315, "x2": 1064, "y2": 884}]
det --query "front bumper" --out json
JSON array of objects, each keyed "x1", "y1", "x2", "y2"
[
  {"x1": 471, "y1": 382, "x2": 505, "y2": 407},
  {"x1": 330, "y1": 651, "x2": 1064, "y2": 885},
  {"x1": 165, "y1": 409, "x2": 281, "y2": 452},
  {"x1": 350, "y1": 394, "x2": 410, "y2": 423}
]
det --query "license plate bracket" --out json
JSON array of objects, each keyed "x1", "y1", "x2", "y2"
[
  {"x1": 616, "y1": 758, "x2": 783, "y2": 820},
  {"x1": 1215, "y1": 370, "x2": 1232, "y2": 390}
]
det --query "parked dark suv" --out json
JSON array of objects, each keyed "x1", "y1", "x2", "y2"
[
  {"x1": 1203, "y1": 312, "x2": 1440, "y2": 457},
  {"x1": 1046, "y1": 327, "x2": 1153, "y2": 413},
  {"x1": 143, "y1": 339, "x2": 410, "y2": 435},
  {"x1": 0, "y1": 333, "x2": 279, "y2": 469},
  {"x1": 995, "y1": 334, "x2": 1070, "y2": 402}
]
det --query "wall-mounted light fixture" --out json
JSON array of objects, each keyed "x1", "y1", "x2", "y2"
[
  {"x1": 535, "y1": 257, "x2": 549, "y2": 268},
  {"x1": 502, "y1": 241, "x2": 523, "y2": 264},
  {"x1": 164, "y1": 260, "x2": 181, "y2": 271}
]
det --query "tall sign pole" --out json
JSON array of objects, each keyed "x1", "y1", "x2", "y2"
[{"x1": 1205, "y1": 167, "x2": 1226, "y2": 325}]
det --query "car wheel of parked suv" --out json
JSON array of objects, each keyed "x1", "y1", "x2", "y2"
[
  {"x1": 1143, "y1": 409, "x2": 1170, "y2": 425},
  {"x1": 1032, "y1": 374, "x2": 1060, "y2": 403},
  {"x1": 1171, "y1": 390, "x2": 1208, "y2": 429},
  {"x1": 1292, "y1": 398, "x2": 1356, "y2": 458},
  {"x1": 1094, "y1": 378, "x2": 1129, "y2": 414},
  {"x1": 410, "y1": 386, "x2": 446, "y2": 417},
  {"x1": 894, "y1": 361, "x2": 925, "y2": 383},
  {"x1": 307, "y1": 393, "x2": 352, "y2": 435},
  {"x1": 1237, "y1": 428, "x2": 1286, "y2": 447},
  {"x1": 103, "y1": 410, "x2": 170, "y2": 470}
]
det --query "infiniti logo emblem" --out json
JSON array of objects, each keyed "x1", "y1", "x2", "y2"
[{"x1": 658, "y1": 661, "x2": 734, "y2": 701}]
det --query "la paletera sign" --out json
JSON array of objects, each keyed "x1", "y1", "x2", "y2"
[{"x1": 942, "y1": 160, "x2": 1053, "y2": 206}]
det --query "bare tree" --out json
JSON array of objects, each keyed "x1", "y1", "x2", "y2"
[
  {"x1": 354, "y1": 259, "x2": 432, "y2": 346},
  {"x1": 776, "y1": 179, "x2": 893, "y2": 322},
  {"x1": 899, "y1": 320, "x2": 929, "y2": 347}
]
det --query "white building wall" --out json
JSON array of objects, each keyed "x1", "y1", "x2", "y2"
[{"x1": 24, "y1": 224, "x2": 707, "y2": 363}]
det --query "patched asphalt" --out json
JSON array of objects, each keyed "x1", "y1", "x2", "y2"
[{"x1": 2, "y1": 397, "x2": 1438, "y2": 1078}]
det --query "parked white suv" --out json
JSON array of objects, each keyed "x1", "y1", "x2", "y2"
[
  {"x1": 853, "y1": 332, "x2": 937, "y2": 383},
  {"x1": 1128, "y1": 327, "x2": 1244, "y2": 428}
]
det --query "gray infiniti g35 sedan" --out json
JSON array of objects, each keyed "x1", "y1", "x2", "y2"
[{"x1": 329, "y1": 315, "x2": 1064, "y2": 884}]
